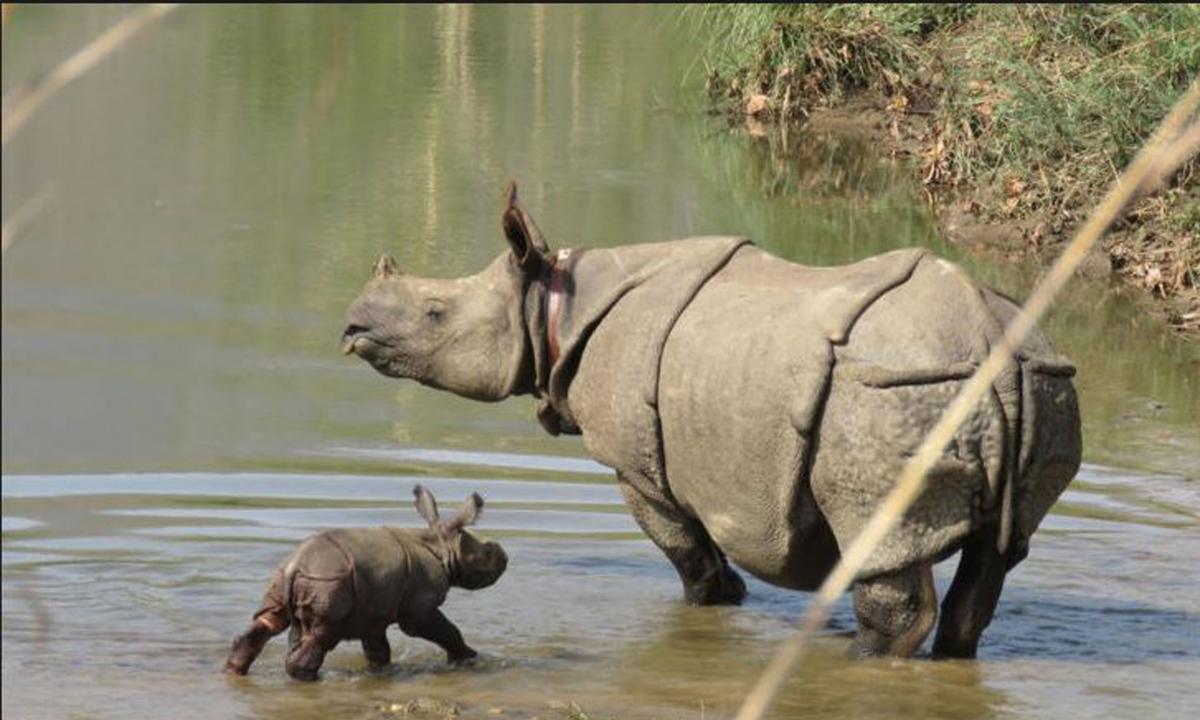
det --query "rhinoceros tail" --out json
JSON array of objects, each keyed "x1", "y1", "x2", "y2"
[
  {"x1": 1009, "y1": 360, "x2": 1081, "y2": 568},
  {"x1": 992, "y1": 361, "x2": 1022, "y2": 559},
  {"x1": 281, "y1": 557, "x2": 300, "y2": 614},
  {"x1": 979, "y1": 287, "x2": 1081, "y2": 568},
  {"x1": 279, "y1": 534, "x2": 318, "y2": 615}
]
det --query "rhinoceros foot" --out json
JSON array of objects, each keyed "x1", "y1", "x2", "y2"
[{"x1": 684, "y1": 563, "x2": 747, "y2": 606}]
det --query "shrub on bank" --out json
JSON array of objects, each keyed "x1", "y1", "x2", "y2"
[{"x1": 689, "y1": 4, "x2": 1199, "y2": 330}]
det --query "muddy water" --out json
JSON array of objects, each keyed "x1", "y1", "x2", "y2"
[{"x1": 3, "y1": 5, "x2": 1198, "y2": 720}]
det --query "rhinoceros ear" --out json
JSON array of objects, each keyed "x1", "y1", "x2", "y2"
[
  {"x1": 445, "y1": 493, "x2": 483, "y2": 534},
  {"x1": 413, "y1": 484, "x2": 440, "y2": 527},
  {"x1": 502, "y1": 181, "x2": 551, "y2": 273}
]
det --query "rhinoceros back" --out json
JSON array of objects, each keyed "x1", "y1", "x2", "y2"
[{"x1": 282, "y1": 528, "x2": 444, "y2": 626}]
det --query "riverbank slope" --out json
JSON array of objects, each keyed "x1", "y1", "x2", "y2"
[{"x1": 691, "y1": 4, "x2": 1199, "y2": 336}]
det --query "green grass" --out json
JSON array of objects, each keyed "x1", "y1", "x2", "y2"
[
  {"x1": 687, "y1": 4, "x2": 1200, "y2": 310},
  {"x1": 686, "y1": 4, "x2": 975, "y2": 111},
  {"x1": 690, "y1": 4, "x2": 1198, "y2": 178},
  {"x1": 940, "y1": 5, "x2": 1200, "y2": 189}
]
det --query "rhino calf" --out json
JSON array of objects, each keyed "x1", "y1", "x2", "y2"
[
  {"x1": 341, "y1": 183, "x2": 1081, "y2": 659},
  {"x1": 223, "y1": 485, "x2": 507, "y2": 680}
]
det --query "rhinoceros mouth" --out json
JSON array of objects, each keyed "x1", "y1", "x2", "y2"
[
  {"x1": 342, "y1": 331, "x2": 411, "y2": 379},
  {"x1": 341, "y1": 326, "x2": 393, "y2": 364},
  {"x1": 342, "y1": 335, "x2": 370, "y2": 356}
]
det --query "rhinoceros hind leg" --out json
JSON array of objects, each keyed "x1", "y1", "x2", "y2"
[
  {"x1": 361, "y1": 633, "x2": 391, "y2": 668},
  {"x1": 851, "y1": 562, "x2": 937, "y2": 658},
  {"x1": 224, "y1": 607, "x2": 288, "y2": 675},
  {"x1": 285, "y1": 622, "x2": 338, "y2": 681},
  {"x1": 616, "y1": 473, "x2": 746, "y2": 605},
  {"x1": 932, "y1": 525, "x2": 1008, "y2": 659}
]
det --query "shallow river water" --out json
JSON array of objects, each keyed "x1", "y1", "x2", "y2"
[{"x1": 3, "y1": 6, "x2": 1199, "y2": 720}]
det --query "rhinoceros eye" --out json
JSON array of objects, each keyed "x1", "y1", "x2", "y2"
[{"x1": 424, "y1": 301, "x2": 446, "y2": 324}]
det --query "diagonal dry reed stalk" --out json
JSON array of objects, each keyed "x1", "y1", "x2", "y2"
[
  {"x1": 734, "y1": 77, "x2": 1200, "y2": 720},
  {"x1": 1, "y1": 181, "x2": 57, "y2": 255},
  {"x1": 1, "y1": 4, "x2": 178, "y2": 147}
]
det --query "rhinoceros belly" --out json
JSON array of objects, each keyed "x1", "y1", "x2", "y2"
[{"x1": 657, "y1": 298, "x2": 839, "y2": 589}]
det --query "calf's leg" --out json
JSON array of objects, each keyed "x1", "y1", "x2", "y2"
[
  {"x1": 285, "y1": 620, "x2": 339, "y2": 681},
  {"x1": 224, "y1": 606, "x2": 288, "y2": 675},
  {"x1": 617, "y1": 471, "x2": 746, "y2": 605},
  {"x1": 361, "y1": 633, "x2": 391, "y2": 668},
  {"x1": 852, "y1": 561, "x2": 937, "y2": 657},
  {"x1": 932, "y1": 524, "x2": 1008, "y2": 659},
  {"x1": 399, "y1": 609, "x2": 476, "y2": 664}
]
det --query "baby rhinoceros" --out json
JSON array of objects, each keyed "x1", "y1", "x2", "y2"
[{"x1": 223, "y1": 485, "x2": 507, "y2": 680}]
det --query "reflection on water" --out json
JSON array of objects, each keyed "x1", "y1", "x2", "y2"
[{"x1": 3, "y1": 5, "x2": 1199, "y2": 720}]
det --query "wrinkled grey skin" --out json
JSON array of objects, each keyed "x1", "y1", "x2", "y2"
[
  {"x1": 223, "y1": 485, "x2": 507, "y2": 680},
  {"x1": 342, "y1": 184, "x2": 1081, "y2": 659}
]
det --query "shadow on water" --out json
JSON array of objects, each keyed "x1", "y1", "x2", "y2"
[{"x1": 983, "y1": 591, "x2": 1200, "y2": 663}]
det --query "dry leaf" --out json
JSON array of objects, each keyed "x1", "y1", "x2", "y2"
[{"x1": 745, "y1": 93, "x2": 770, "y2": 116}]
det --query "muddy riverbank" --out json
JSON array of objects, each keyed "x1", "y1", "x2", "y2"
[{"x1": 695, "y1": 5, "x2": 1200, "y2": 337}]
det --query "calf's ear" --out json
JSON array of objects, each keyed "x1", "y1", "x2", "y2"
[
  {"x1": 502, "y1": 181, "x2": 551, "y2": 273},
  {"x1": 446, "y1": 493, "x2": 484, "y2": 534},
  {"x1": 413, "y1": 485, "x2": 440, "y2": 527}
]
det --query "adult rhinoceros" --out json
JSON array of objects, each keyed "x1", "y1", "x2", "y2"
[{"x1": 341, "y1": 184, "x2": 1081, "y2": 658}]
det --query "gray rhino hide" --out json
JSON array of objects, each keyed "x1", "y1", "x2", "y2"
[
  {"x1": 275, "y1": 528, "x2": 449, "y2": 633},
  {"x1": 541, "y1": 240, "x2": 1076, "y2": 581},
  {"x1": 540, "y1": 237, "x2": 748, "y2": 443}
]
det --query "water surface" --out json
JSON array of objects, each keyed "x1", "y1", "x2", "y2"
[{"x1": 3, "y1": 6, "x2": 1198, "y2": 720}]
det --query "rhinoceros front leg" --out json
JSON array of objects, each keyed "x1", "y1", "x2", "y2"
[
  {"x1": 361, "y1": 632, "x2": 391, "y2": 668},
  {"x1": 617, "y1": 472, "x2": 746, "y2": 606},
  {"x1": 399, "y1": 609, "x2": 477, "y2": 665},
  {"x1": 851, "y1": 562, "x2": 937, "y2": 658}
]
